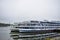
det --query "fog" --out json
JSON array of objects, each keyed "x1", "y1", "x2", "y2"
[{"x1": 0, "y1": 0, "x2": 60, "y2": 23}]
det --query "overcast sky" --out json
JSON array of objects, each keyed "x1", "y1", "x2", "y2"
[{"x1": 0, "y1": 0, "x2": 60, "y2": 23}]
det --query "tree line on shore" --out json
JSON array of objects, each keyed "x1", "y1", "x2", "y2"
[{"x1": 0, "y1": 23, "x2": 11, "y2": 26}]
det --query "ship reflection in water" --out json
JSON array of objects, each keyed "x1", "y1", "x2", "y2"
[
  {"x1": 10, "y1": 32, "x2": 47, "y2": 40},
  {"x1": 10, "y1": 20, "x2": 60, "y2": 40},
  {"x1": 10, "y1": 32, "x2": 60, "y2": 40}
]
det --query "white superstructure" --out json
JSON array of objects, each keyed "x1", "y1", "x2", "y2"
[{"x1": 11, "y1": 20, "x2": 60, "y2": 33}]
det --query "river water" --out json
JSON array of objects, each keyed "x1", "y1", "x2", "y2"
[
  {"x1": 0, "y1": 27, "x2": 42, "y2": 40},
  {"x1": 0, "y1": 27, "x2": 43, "y2": 40},
  {"x1": 0, "y1": 26, "x2": 60, "y2": 40},
  {"x1": 0, "y1": 26, "x2": 46, "y2": 40},
  {"x1": 0, "y1": 27, "x2": 13, "y2": 40},
  {"x1": 0, "y1": 26, "x2": 44, "y2": 40}
]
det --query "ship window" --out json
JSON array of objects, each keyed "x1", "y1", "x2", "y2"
[
  {"x1": 20, "y1": 27, "x2": 29, "y2": 29},
  {"x1": 39, "y1": 27, "x2": 44, "y2": 29},
  {"x1": 27, "y1": 24, "x2": 37, "y2": 26},
  {"x1": 29, "y1": 27, "x2": 34, "y2": 29},
  {"x1": 41, "y1": 24, "x2": 44, "y2": 26},
  {"x1": 31, "y1": 24, "x2": 36, "y2": 26},
  {"x1": 27, "y1": 24, "x2": 31, "y2": 26}
]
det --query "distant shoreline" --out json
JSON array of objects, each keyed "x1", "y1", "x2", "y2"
[
  {"x1": 0, "y1": 23, "x2": 11, "y2": 27},
  {"x1": 0, "y1": 26, "x2": 8, "y2": 27}
]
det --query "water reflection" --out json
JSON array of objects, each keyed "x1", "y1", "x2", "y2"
[
  {"x1": 10, "y1": 31, "x2": 60, "y2": 40},
  {"x1": 10, "y1": 31, "x2": 46, "y2": 40},
  {"x1": 0, "y1": 27, "x2": 60, "y2": 40},
  {"x1": 0, "y1": 27, "x2": 45, "y2": 40},
  {"x1": 0, "y1": 27, "x2": 13, "y2": 40}
]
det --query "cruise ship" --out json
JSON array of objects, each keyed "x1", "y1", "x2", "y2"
[{"x1": 11, "y1": 20, "x2": 60, "y2": 34}]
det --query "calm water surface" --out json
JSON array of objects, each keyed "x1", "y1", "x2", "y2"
[
  {"x1": 0, "y1": 27, "x2": 34, "y2": 40},
  {"x1": 0, "y1": 26, "x2": 45, "y2": 40},
  {"x1": 0, "y1": 26, "x2": 13, "y2": 40},
  {"x1": 1, "y1": 26, "x2": 60, "y2": 40}
]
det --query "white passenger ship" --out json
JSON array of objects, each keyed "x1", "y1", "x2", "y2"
[{"x1": 11, "y1": 20, "x2": 60, "y2": 34}]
